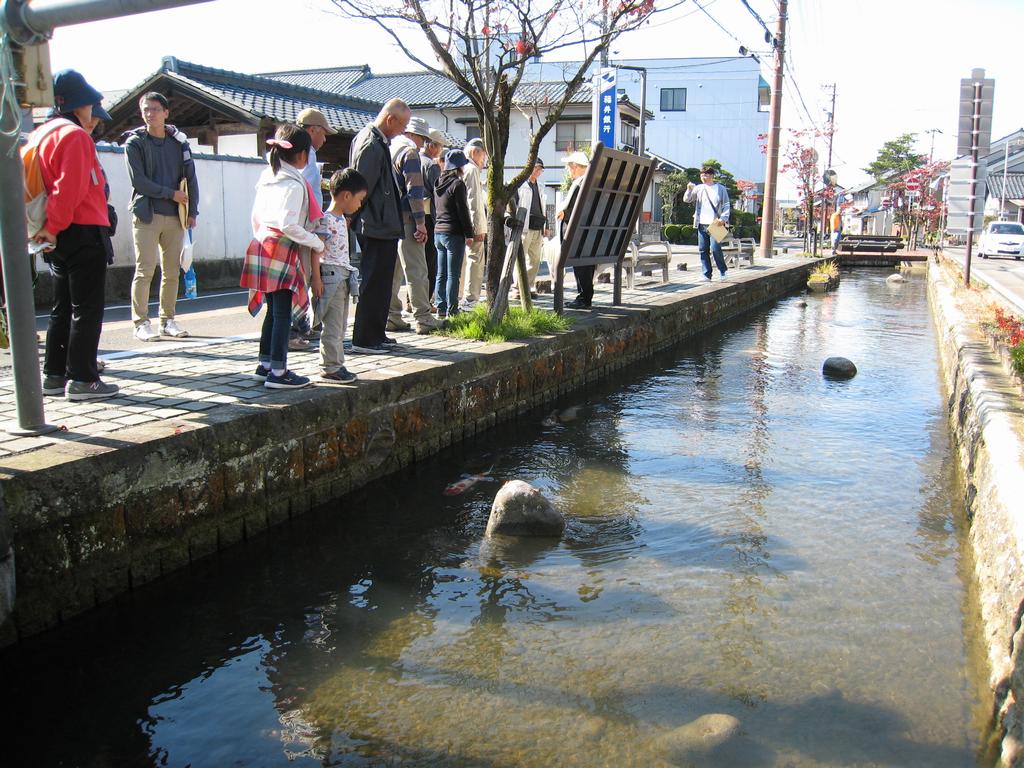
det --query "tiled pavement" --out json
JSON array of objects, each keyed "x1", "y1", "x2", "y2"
[{"x1": 0, "y1": 256, "x2": 802, "y2": 459}]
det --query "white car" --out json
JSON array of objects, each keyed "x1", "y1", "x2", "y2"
[{"x1": 978, "y1": 221, "x2": 1024, "y2": 259}]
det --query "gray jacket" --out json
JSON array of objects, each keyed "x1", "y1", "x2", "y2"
[
  {"x1": 349, "y1": 124, "x2": 404, "y2": 240},
  {"x1": 684, "y1": 181, "x2": 730, "y2": 226},
  {"x1": 123, "y1": 124, "x2": 198, "y2": 223}
]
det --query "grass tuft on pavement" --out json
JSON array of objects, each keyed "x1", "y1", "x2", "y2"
[{"x1": 440, "y1": 304, "x2": 571, "y2": 342}]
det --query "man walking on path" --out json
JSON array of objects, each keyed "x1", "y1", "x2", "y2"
[
  {"x1": 388, "y1": 116, "x2": 442, "y2": 335},
  {"x1": 349, "y1": 99, "x2": 411, "y2": 354},
  {"x1": 460, "y1": 138, "x2": 488, "y2": 309},
  {"x1": 684, "y1": 165, "x2": 731, "y2": 281},
  {"x1": 125, "y1": 91, "x2": 199, "y2": 341},
  {"x1": 512, "y1": 158, "x2": 548, "y2": 299}
]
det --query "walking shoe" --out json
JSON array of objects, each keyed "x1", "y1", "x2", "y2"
[
  {"x1": 249, "y1": 365, "x2": 270, "y2": 381},
  {"x1": 264, "y1": 370, "x2": 312, "y2": 389},
  {"x1": 719, "y1": 271, "x2": 728, "y2": 280},
  {"x1": 382, "y1": 336, "x2": 399, "y2": 346},
  {"x1": 42, "y1": 375, "x2": 67, "y2": 396},
  {"x1": 703, "y1": 275, "x2": 712, "y2": 282},
  {"x1": 66, "y1": 379, "x2": 119, "y2": 401},
  {"x1": 320, "y1": 367, "x2": 357, "y2": 384},
  {"x1": 459, "y1": 298, "x2": 477, "y2": 312},
  {"x1": 386, "y1": 318, "x2": 412, "y2": 332},
  {"x1": 416, "y1": 319, "x2": 446, "y2": 335},
  {"x1": 134, "y1": 320, "x2": 160, "y2": 342},
  {"x1": 288, "y1": 336, "x2": 310, "y2": 351},
  {"x1": 160, "y1": 318, "x2": 189, "y2": 338},
  {"x1": 565, "y1": 298, "x2": 592, "y2": 309},
  {"x1": 350, "y1": 343, "x2": 389, "y2": 355}
]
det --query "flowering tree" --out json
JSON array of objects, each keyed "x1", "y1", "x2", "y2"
[
  {"x1": 887, "y1": 160, "x2": 949, "y2": 248},
  {"x1": 780, "y1": 129, "x2": 821, "y2": 247},
  {"x1": 330, "y1": 0, "x2": 676, "y2": 306}
]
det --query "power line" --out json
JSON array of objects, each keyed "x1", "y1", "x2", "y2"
[
  {"x1": 692, "y1": 0, "x2": 749, "y2": 48},
  {"x1": 738, "y1": 0, "x2": 774, "y2": 44}
]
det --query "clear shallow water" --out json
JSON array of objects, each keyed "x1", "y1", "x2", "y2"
[{"x1": 0, "y1": 271, "x2": 991, "y2": 767}]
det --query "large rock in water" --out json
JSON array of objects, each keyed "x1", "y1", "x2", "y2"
[
  {"x1": 486, "y1": 480, "x2": 565, "y2": 537},
  {"x1": 653, "y1": 713, "x2": 741, "y2": 764},
  {"x1": 822, "y1": 356, "x2": 857, "y2": 379}
]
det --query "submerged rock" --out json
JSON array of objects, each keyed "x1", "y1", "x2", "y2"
[
  {"x1": 886, "y1": 273, "x2": 905, "y2": 282},
  {"x1": 823, "y1": 356, "x2": 858, "y2": 379},
  {"x1": 486, "y1": 480, "x2": 565, "y2": 537},
  {"x1": 653, "y1": 713, "x2": 741, "y2": 764}
]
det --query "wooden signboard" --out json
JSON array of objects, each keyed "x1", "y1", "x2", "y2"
[{"x1": 554, "y1": 142, "x2": 656, "y2": 312}]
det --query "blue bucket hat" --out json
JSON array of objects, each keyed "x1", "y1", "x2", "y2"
[
  {"x1": 52, "y1": 69, "x2": 111, "y2": 121},
  {"x1": 445, "y1": 149, "x2": 470, "y2": 169}
]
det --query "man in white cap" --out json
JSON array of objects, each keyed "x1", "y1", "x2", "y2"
[
  {"x1": 388, "y1": 115, "x2": 442, "y2": 334},
  {"x1": 557, "y1": 151, "x2": 592, "y2": 308},
  {"x1": 422, "y1": 129, "x2": 446, "y2": 300},
  {"x1": 296, "y1": 107, "x2": 336, "y2": 195},
  {"x1": 460, "y1": 137, "x2": 488, "y2": 309}
]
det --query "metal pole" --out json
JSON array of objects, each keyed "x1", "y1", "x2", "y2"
[
  {"x1": 4, "y1": 0, "x2": 213, "y2": 41},
  {"x1": 964, "y1": 80, "x2": 982, "y2": 287},
  {"x1": 758, "y1": 0, "x2": 786, "y2": 259},
  {"x1": 0, "y1": 114, "x2": 56, "y2": 435},
  {"x1": 1001, "y1": 139, "x2": 1010, "y2": 220},
  {"x1": 820, "y1": 83, "x2": 835, "y2": 242}
]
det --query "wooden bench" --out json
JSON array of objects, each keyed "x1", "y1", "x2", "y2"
[
  {"x1": 722, "y1": 237, "x2": 756, "y2": 267},
  {"x1": 624, "y1": 241, "x2": 671, "y2": 288},
  {"x1": 836, "y1": 234, "x2": 904, "y2": 256}
]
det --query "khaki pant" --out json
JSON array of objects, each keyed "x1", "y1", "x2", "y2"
[
  {"x1": 313, "y1": 266, "x2": 351, "y2": 373},
  {"x1": 389, "y1": 218, "x2": 433, "y2": 324},
  {"x1": 131, "y1": 214, "x2": 184, "y2": 324},
  {"x1": 461, "y1": 237, "x2": 486, "y2": 303},
  {"x1": 514, "y1": 228, "x2": 545, "y2": 294}
]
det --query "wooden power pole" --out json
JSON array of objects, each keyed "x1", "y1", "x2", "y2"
[{"x1": 758, "y1": 0, "x2": 787, "y2": 259}]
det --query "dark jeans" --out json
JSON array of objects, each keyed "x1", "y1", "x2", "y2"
[
  {"x1": 573, "y1": 265, "x2": 595, "y2": 304},
  {"x1": 434, "y1": 232, "x2": 466, "y2": 316},
  {"x1": 353, "y1": 236, "x2": 399, "y2": 346},
  {"x1": 697, "y1": 224, "x2": 728, "y2": 278},
  {"x1": 43, "y1": 224, "x2": 107, "y2": 383},
  {"x1": 258, "y1": 289, "x2": 293, "y2": 370},
  {"x1": 425, "y1": 215, "x2": 437, "y2": 302}
]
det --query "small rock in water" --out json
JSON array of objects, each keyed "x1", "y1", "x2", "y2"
[
  {"x1": 558, "y1": 405, "x2": 581, "y2": 422},
  {"x1": 886, "y1": 273, "x2": 904, "y2": 282},
  {"x1": 541, "y1": 410, "x2": 559, "y2": 427},
  {"x1": 653, "y1": 713, "x2": 741, "y2": 764},
  {"x1": 822, "y1": 356, "x2": 857, "y2": 379},
  {"x1": 486, "y1": 480, "x2": 565, "y2": 537},
  {"x1": 797, "y1": 300, "x2": 808, "y2": 308}
]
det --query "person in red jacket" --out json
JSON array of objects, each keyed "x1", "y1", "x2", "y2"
[{"x1": 29, "y1": 69, "x2": 119, "y2": 401}]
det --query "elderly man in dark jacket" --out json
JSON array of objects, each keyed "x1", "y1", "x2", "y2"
[{"x1": 349, "y1": 98, "x2": 411, "y2": 354}]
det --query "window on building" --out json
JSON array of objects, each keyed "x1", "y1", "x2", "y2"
[
  {"x1": 464, "y1": 123, "x2": 482, "y2": 141},
  {"x1": 620, "y1": 121, "x2": 638, "y2": 152},
  {"x1": 555, "y1": 122, "x2": 591, "y2": 151},
  {"x1": 758, "y1": 77, "x2": 770, "y2": 112},
  {"x1": 660, "y1": 88, "x2": 686, "y2": 112}
]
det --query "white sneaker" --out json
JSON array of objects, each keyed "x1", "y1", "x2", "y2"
[
  {"x1": 160, "y1": 318, "x2": 189, "y2": 338},
  {"x1": 459, "y1": 298, "x2": 477, "y2": 312},
  {"x1": 134, "y1": 320, "x2": 161, "y2": 342}
]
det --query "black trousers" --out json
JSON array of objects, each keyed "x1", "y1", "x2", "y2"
[
  {"x1": 424, "y1": 214, "x2": 437, "y2": 302},
  {"x1": 574, "y1": 265, "x2": 595, "y2": 304},
  {"x1": 353, "y1": 235, "x2": 399, "y2": 346},
  {"x1": 43, "y1": 224, "x2": 107, "y2": 382}
]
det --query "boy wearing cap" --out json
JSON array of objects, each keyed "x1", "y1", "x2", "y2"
[
  {"x1": 31, "y1": 70, "x2": 119, "y2": 401},
  {"x1": 683, "y1": 165, "x2": 731, "y2": 281},
  {"x1": 125, "y1": 91, "x2": 199, "y2": 341},
  {"x1": 388, "y1": 116, "x2": 441, "y2": 334}
]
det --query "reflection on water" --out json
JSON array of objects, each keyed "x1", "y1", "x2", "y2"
[{"x1": 0, "y1": 272, "x2": 989, "y2": 767}]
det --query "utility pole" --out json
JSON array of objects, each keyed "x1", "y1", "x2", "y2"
[
  {"x1": 820, "y1": 83, "x2": 836, "y2": 247},
  {"x1": 757, "y1": 0, "x2": 786, "y2": 259},
  {"x1": 925, "y1": 128, "x2": 942, "y2": 163}
]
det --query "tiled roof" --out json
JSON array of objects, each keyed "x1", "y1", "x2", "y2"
[
  {"x1": 988, "y1": 173, "x2": 1024, "y2": 200},
  {"x1": 159, "y1": 58, "x2": 378, "y2": 134},
  {"x1": 259, "y1": 66, "x2": 370, "y2": 93},
  {"x1": 344, "y1": 71, "x2": 471, "y2": 108}
]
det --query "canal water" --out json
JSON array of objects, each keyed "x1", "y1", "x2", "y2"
[{"x1": 0, "y1": 271, "x2": 991, "y2": 767}]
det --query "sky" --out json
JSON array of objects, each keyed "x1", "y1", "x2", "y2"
[{"x1": 46, "y1": 0, "x2": 1024, "y2": 189}]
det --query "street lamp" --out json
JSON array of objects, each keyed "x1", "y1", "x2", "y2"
[{"x1": 999, "y1": 137, "x2": 1024, "y2": 220}]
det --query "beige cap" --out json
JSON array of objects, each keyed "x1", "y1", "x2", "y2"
[
  {"x1": 296, "y1": 107, "x2": 336, "y2": 135},
  {"x1": 428, "y1": 128, "x2": 446, "y2": 146},
  {"x1": 562, "y1": 150, "x2": 590, "y2": 166}
]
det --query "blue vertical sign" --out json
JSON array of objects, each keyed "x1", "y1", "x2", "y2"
[{"x1": 592, "y1": 67, "x2": 617, "y2": 150}]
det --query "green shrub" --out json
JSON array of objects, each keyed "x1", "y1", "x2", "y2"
[
  {"x1": 1011, "y1": 343, "x2": 1024, "y2": 378},
  {"x1": 680, "y1": 225, "x2": 696, "y2": 244},
  {"x1": 440, "y1": 304, "x2": 572, "y2": 342},
  {"x1": 664, "y1": 224, "x2": 682, "y2": 244}
]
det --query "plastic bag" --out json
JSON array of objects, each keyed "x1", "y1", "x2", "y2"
[
  {"x1": 180, "y1": 227, "x2": 195, "y2": 272},
  {"x1": 183, "y1": 266, "x2": 198, "y2": 300}
]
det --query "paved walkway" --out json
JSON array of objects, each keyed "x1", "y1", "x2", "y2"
[{"x1": 0, "y1": 254, "x2": 806, "y2": 459}]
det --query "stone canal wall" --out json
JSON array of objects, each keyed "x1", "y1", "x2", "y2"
[
  {"x1": 928, "y1": 259, "x2": 1024, "y2": 767},
  {"x1": 0, "y1": 262, "x2": 815, "y2": 647}
]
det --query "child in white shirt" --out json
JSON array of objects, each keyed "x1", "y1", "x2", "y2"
[{"x1": 312, "y1": 168, "x2": 367, "y2": 383}]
